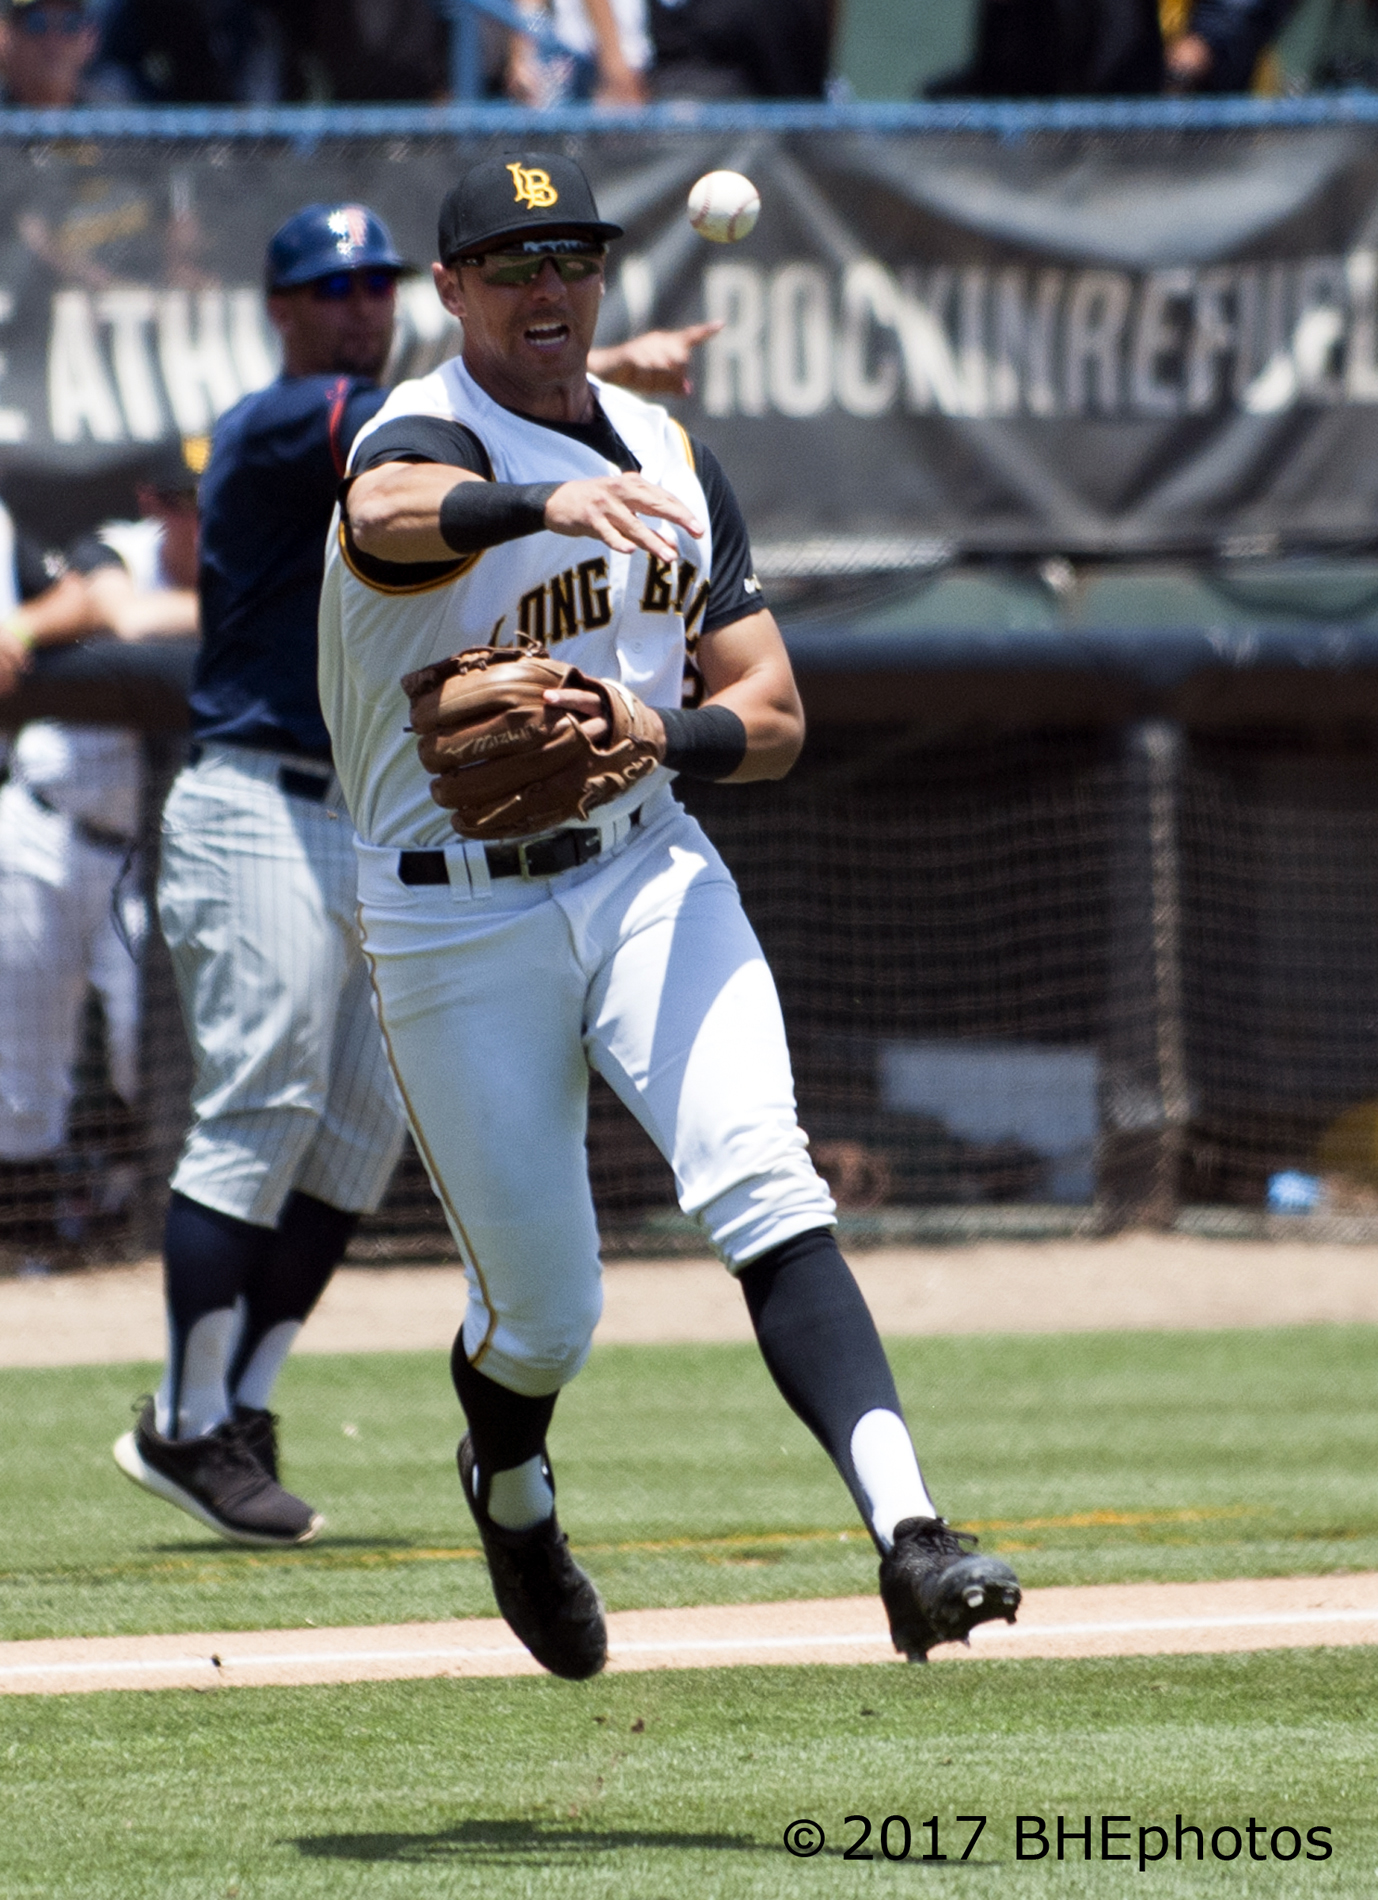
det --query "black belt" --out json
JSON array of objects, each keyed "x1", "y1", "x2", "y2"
[
  {"x1": 22, "y1": 782, "x2": 135, "y2": 853},
  {"x1": 187, "y1": 743, "x2": 333, "y2": 804},
  {"x1": 399, "y1": 808, "x2": 641, "y2": 886}
]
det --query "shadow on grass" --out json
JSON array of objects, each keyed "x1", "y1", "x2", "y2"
[{"x1": 293, "y1": 1817, "x2": 765, "y2": 1863}]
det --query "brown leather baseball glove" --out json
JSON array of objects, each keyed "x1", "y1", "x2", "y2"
[{"x1": 400, "y1": 642, "x2": 664, "y2": 841}]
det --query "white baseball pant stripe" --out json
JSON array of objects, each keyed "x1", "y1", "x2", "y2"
[
  {"x1": 355, "y1": 789, "x2": 835, "y2": 1397},
  {"x1": 158, "y1": 745, "x2": 406, "y2": 1225}
]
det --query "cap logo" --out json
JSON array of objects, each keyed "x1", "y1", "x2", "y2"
[
  {"x1": 506, "y1": 163, "x2": 558, "y2": 211},
  {"x1": 327, "y1": 206, "x2": 370, "y2": 257}
]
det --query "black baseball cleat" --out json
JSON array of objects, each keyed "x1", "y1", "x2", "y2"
[
  {"x1": 232, "y1": 1403, "x2": 281, "y2": 1480},
  {"x1": 458, "y1": 1433, "x2": 607, "y2": 1680},
  {"x1": 113, "y1": 1398, "x2": 322, "y2": 1548},
  {"x1": 879, "y1": 1515, "x2": 1022, "y2": 1662}
]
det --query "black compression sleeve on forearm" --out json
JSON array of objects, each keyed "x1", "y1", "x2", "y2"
[
  {"x1": 437, "y1": 480, "x2": 561, "y2": 554},
  {"x1": 658, "y1": 704, "x2": 748, "y2": 780}
]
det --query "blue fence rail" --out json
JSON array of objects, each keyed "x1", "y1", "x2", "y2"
[{"x1": 5, "y1": 92, "x2": 1378, "y2": 141}]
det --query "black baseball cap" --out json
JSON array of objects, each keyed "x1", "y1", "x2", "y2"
[{"x1": 438, "y1": 154, "x2": 622, "y2": 265}]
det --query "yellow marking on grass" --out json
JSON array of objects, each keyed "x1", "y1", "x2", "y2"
[{"x1": 0, "y1": 1507, "x2": 1262, "y2": 1590}]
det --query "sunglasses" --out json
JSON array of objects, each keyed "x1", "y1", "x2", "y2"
[
  {"x1": 458, "y1": 249, "x2": 605, "y2": 287},
  {"x1": 14, "y1": 7, "x2": 89, "y2": 32},
  {"x1": 309, "y1": 269, "x2": 398, "y2": 302}
]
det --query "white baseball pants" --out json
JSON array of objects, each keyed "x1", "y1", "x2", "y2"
[
  {"x1": 355, "y1": 788, "x2": 836, "y2": 1396},
  {"x1": 159, "y1": 744, "x2": 406, "y2": 1225},
  {"x1": 0, "y1": 781, "x2": 143, "y2": 1159}
]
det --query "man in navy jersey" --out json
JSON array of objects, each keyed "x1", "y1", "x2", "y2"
[{"x1": 114, "y1": 198, "x2": 722, "y2": 1549}]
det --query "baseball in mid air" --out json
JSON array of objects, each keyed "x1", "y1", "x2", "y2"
[{"x1": 687, "y1": 171, "x2": 760, "y2": 244}]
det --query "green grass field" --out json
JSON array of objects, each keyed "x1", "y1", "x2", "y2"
[
  {"x1": 5, "y1": 1325, "x2": 1378, "y2": 1641},
  {"x1": 4, "y1": 1324, "x2": 1378, "y2": 1898},
  {"x1": 2, "y1": 1655, "x2": 1374, "y2": 1897}
]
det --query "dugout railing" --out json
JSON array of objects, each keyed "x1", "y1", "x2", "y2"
[{"x1": 9, "y1": 613, "x2": 1378, "y2": 1265}]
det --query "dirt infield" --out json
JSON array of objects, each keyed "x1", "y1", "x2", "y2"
[
  {"x1": 3, "y1": 1574, "x2": 1376, "y2": 1695},
  {"x1": 6, "y1": 1231, "x2": 1378, "y2": 1367}
]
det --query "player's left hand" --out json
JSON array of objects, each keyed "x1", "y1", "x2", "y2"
[
  {"x1": 590, "y1": 321, "x2": 724, "y2": 397},
  {"x1": 542, "y1": 684, "x2": 669, "y2": 756}
]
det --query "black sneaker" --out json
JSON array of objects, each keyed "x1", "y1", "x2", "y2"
[
  {"x1": 113, "y1": 1399, "x2": 322, "y2": 1548},
  {"x1": 232, "y1": 1403, "x2": 281, "y2": 1481},
  {"x1": 458, "y1": 1433, "x2": 606, "y2": 1680},
  {"x1": 879, "y1": 1516, "x2": 1022, "y2": 1662}
]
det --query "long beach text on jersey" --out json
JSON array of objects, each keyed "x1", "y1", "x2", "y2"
[{"x1": 318, "y1": 359, "x2": 715, "y2": 853}]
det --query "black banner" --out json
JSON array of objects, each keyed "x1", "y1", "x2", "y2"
[{"x1": 4, "y1": 126, "x2": 1378, "y2": 563}]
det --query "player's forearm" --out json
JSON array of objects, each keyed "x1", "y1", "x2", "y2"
[
  {"x1": 347, "y1": 463, "x2": 487, "y2": 560},
  {"x1": 86, "y1": 571, "x2": 199, "y2": 641},
  {"x1": 698, "y1": 675, "x2": 804, "y2": 780},
  {"x1": 4, "y1": 572, "x2": 99, "y2": 650},
  {"x1": 695, "y1": 610, "x2": 806, "y2": 781}
]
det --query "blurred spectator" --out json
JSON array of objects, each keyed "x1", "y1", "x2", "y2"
[
  {"x1": 0, "y1": 444, "x2": 199, "y2": 1267},
  {"x1": 508, "y1": 0, "x2": 649, "y2": 107},
  {"x1": 926, "y1": 0, "x2": 1163, "y2": 96},
  {"x1": 1163, "y1": 0, "x2": 1299, "y2": 91},
  {"x1": 1312, "y1": 0, "x2": 1378, "y2": 87},
  {"x1": 649, "y1": 0, "x2": 835, "y2": 99},
  {"x1": 95, "y1": 0, "x2": 278, "y2": 104},
  {"x1": 266, "y1": 0, "x2": 450, "y2": 103},
  {"x1": 0, "y1": 0, "x2": 101, "y2": 105}
]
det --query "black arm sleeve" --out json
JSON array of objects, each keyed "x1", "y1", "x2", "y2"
[
  {"x1": 349, "y1": 415, "x2": 493, "y2": 481},
  {"x1": 65, "y1": 533, "x2": 126, "y2": 578},
  {"x1": 346, "y1": 414, "x2": 560, "y2": 559},
  {"x1": 690, "y1": 438, "x2": 766, "y2": 635}
]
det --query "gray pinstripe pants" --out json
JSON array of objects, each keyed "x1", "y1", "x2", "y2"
[{"x1": 159, "y1": 745, "x2": 406, "y2": 1227}]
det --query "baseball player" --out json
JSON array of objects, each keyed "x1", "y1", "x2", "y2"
[
  {"x1": 319, "y1": 153, "x2": 1022, "y2": 1673},
  {"x1": 0, "y1": 473, "x2": 192, "y2": 1261},
  {"x1": 113, "y1": 199, "x2": 727, "y2": 1551}
]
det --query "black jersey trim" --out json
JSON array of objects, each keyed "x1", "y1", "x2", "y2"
[{"x1": 337, "y1": 518, "x2": 480, "y2": 595}]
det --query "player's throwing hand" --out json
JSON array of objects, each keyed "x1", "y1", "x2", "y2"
[{"x1": 543, "y1": 472, "x2": 702, "y2": 563}]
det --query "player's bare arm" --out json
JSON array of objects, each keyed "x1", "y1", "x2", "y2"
[
  {"x1": 85, "y1": 566, "x2": 199, "y2": 642},
  {"x1": 0, "y1": 570, "x2": 97, "y2": 693},
  {"x1": 588, "y1": 320, "x2": 723, "y2": 397},
  {"x1": 348, "y1": 463, "x2": 702, "y2": 567},
  {"x1": 545, "y1": 607, "x2": 804, "y2": 782}
]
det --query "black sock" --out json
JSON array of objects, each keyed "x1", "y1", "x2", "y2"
[
  {"x1": 163, "y1": 1190, "x2": 274, "y2": 1431},
  {"x1": 738, "y1": 1227, "x2": 907, "y2": 1539},
  {"x1": 451, "y1": 1338, "x2": 558, "y2": 1494},
  {"x1": 228, "y1": 1191, "x2": 360, "y2": 1397}
]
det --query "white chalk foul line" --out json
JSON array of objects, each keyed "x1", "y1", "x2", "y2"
[{"x1": 3, "y1": 1604, "x2": 1378, "y2": 1683}]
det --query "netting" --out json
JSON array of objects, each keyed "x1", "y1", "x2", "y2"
[{"x1": 9, "y1": 717, "x2": 1378, "y2": 1272}]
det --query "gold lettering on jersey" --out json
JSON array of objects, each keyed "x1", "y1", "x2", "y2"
[
  {"x1": 549, "y1": 568, "x2": 579, "y2": 642},
  {"x1": 673, "y1": 561, "x2": 698, "y2": 614},
  {"x1": 518, "y1": 584, "x2": 547, "y2": 644},
  {"x1": 507, "y1": 162, "x2": 558, "y2": 209},
  {"x1": 681, "y1": 579, "x2": 710, "y2": 636},
  {"x1": 577, "y1": 557, "x2": 611, "y2": 628},
  {"x1": 640, "y1": 555, "x2": 674, "y2": 614},
  {"x1": 517, "y1": 558, "x2": 611, "y2": 646}
]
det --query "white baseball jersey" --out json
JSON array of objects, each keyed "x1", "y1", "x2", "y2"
[
  {"x1": 319, "y1": 359, "x2": 714, "y2": 850},
  {"x1": 2, "y1": 512, "x2": 162, "y2": 840}
]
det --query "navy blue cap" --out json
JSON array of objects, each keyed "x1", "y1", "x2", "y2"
[
  {"x1": 265, "y1": 203, "x2": 413, "y2": 291},
  {"x1": 438, "y1": 155, "x2": 622, "y2": 264}
]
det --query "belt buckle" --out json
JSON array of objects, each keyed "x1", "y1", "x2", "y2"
[{"x1": 515, "y1": 838, "x2": 536, "y2": 881}]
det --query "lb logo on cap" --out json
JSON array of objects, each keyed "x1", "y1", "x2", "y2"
[
  {"x1": 327, "y1": 206, "x2": 371, "y2": 257},
  {"x1": 506, "y1": 163, "x2": 558, "y2": 211}
]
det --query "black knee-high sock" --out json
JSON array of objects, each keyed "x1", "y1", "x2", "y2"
[
  {"x1": 163, "y1": 1190, "x2": 274, "y2": 1434},
  {"x1": 738, "y1": 1226, "x2": 908, "y2": 1537},
  {"x1": 228, "y1": 1191, "x2": 360, "y2": 1400},
  {"x1": 451, "y1": 1339, "x2": 558, "y2": 1490}
]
